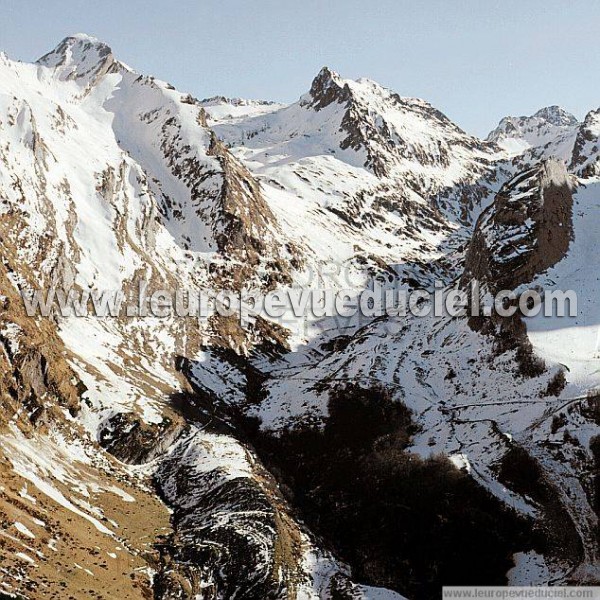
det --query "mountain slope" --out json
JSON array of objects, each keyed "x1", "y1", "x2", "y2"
[
  {"x1": 0, "y1": 35, "x2": 417, "y2": 598},
  {"x1": 0, "y1": 34, "x2": 598, "y2": 599}
]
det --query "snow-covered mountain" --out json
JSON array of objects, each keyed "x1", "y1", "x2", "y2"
[
  {"x1": 0, "y1": 34, "x2": 598, "y2": 599},
  {"x1": 487, "y1": 105, "x2": 580, "y2": 160}
]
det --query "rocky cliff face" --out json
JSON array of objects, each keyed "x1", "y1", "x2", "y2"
[
  {"x1": 464, "y1": 159, "x2": 574, "y2": 292},
  {"x1": 306, "y1": 67, "x2": 493, "y2": 179}
]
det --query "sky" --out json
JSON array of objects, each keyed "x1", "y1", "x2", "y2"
[{"x1": 1, "y1": 0, "x2": 599, "y2": 137}]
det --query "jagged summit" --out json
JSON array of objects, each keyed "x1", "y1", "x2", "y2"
[
  {"x1": 305, "y1": 66, "x2": 450, "y2": 116},
  {"x1": 304, "y1": 66, "x2": 350, "y2": 110},
  {"x1": 532, "y1": 105, "x2": 579, "y2": 127},
  {"x1": 294, "y1": 64, "x2": 490, "y2": 177},
  {"x1": 36, "y1": 33, "x2": 124, "y2": 84},
  {"x1": 487, "y1": 105, "x2": 580, "y2": 159},
  {"x1": 37, "y1": 34, "x2": 111, "y2": 67},
  {"x1": 488, "y1": 105, "x2": 579, "y2": 141},
  {"x1": 487, "y1": 105, "x2": 579, "y2": 143}
]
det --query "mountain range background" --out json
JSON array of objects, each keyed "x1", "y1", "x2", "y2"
[
  {"x1": 0, "y1": 31, "x2": 598, "y2": 600},
  {"x1": 3, "y1": 0, "x2": 600, "y2": 137}
]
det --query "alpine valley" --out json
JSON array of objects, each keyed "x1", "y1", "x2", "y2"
[{"x1": 0, "y1": 34, "x2": 598, "y2": 600}]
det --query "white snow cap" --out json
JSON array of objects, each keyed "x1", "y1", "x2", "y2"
[
  {"x1": 37, "y1": 33, "x2": 112, "y2": 67},
  {"x1": 532, "y1": 105, "x2": 579, "y2": 128},
  {"x1": 35, "y1": 33, "x2": 120, "y2": 84}
]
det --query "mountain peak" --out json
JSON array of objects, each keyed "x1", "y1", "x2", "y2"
[
  {"x1": 37, "y1": 34, "x2": 112, "y2": 66},
  {"x1": 36, "y1": 34, "x2": 121, "y2": 84},
  {"x1": 532, "y1": 105, "x2": 578, "y2": 127},
  {"x1": 486, "y1": 105, "x2": 580, "y2": 158},
  {"x1": 65, "y1": 32, "x2": 104, "y2": 45},
  {"x1": 306, "y1": 66, "x2": 350, "y2": 110},
  {"x1": 488, "y1": 105, "x2": 579, "y2": 141},
  {"x1": 314, "y1": 66, "x2": 342, "y2": 84}
]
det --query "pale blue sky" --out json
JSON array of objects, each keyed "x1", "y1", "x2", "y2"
[{"x1": 1, "y1": 0, "x2": 598, "y2": 136}]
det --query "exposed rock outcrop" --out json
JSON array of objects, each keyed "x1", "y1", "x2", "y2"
[
  {"x1": 464, "y1": 159, "x2": 574, "y2": 292},
  {"x1": 570, "y1": 108, "x2": 600, "y2": 178},
  {"x1": 305, "y1": 66, "x2": 493, "y2": 178}
]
